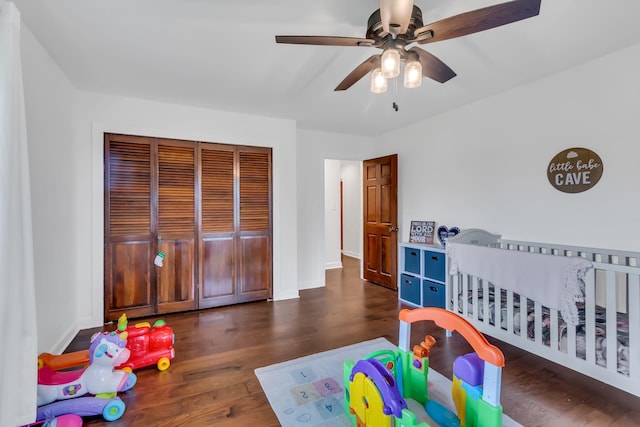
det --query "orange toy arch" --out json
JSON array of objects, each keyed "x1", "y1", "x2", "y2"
[{"x1": 399, "y1": 308, "x2": 505, "y2": 367}]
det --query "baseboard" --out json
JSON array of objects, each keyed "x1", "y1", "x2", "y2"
[
  {"x1": 325, "y1": 261, "x2": 343, "y2": 270},
  {"x1": 341, "y1": 250, "x2": 360, "y2": 259},
  {"x1": 272, "y1": 289, "x2": 300, "y2": 301},
  {"x1": 298, "y1": 280, "x2": 325, "y2": 290},
  {"x1": 48, "y1": 320, "x2": 84, "y2": 354}
]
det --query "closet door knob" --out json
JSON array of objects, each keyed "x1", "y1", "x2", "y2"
[{"x1": 389, "y1": 227, "x2": 399, "y2": 232}]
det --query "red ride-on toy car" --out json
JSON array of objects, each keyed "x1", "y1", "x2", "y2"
[
  {"x1": 115, "y1": 314, "x2": 175, "y2": 372},
  {"x1": 38, "y1": 314, "x2": 176, "y2": 373}
]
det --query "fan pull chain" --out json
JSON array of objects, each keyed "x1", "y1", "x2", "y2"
[{"x1": 393, "y1": 76, "x2": 399, "y2": 111}]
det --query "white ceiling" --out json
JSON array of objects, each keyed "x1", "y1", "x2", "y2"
[{"x1": 12, "y1": 0, "x2": 640, "y2": 136}]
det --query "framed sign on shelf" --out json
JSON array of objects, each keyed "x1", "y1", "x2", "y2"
[{"x1": 409, "y1": 221, "x2": 435, "y2": 244}]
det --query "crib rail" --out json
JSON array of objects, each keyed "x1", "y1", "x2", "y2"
[{"x1": 447, "y1": 238, "x2": 640, "y2": 397}]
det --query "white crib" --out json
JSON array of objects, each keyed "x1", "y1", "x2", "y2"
[{"x1": 446, "y1": 229, "x2": 640, "y2": 397}]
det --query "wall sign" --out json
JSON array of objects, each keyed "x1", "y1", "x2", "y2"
[
  {"x1": 409, "y1": 221, "x2": 435, "y2": 244},
  {"x1": 547, "y1": 147, "x2": 603, "y2": 193}
]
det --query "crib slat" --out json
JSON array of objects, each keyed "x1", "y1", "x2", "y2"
[
  {"x1": 534, "y1": 302, "x2": 542, "y2": 346},
  {"x1": 584, "y1": 268, "x2": 596, "y2": 365},
  {"x1": 606, "y1": 270, "x2": 618, "y2": 373},
  {"x1": 566, "y1": 306, "x2": 577, "y2": 358},
  {"x1": 496, "y1": 285, "x2": 503, "y2": 331},
  {"x1": 483, "y1": 280, "x2": 490, "y2": 328},
  {"x1": 519, "y1": 293, "x2": 526, "y2": 338},
  {"x1": 471, "y1": 276, "x2": 479, "y2": 323},
  {"x1": 549, "y1": 308, "x2": 559, "y2": 351},
  {"x1": 506, "y1": 290, "x2": 514, "y2": 334},
  {"x1": 629, "y1": 274, "x2": 639, "y2": 381},
  {"x1": 462, "y1": 274, "x2": 470, "y2": 319},
  {"x1": 451, "y1": 274, "x2": 459, "y2": 313}
]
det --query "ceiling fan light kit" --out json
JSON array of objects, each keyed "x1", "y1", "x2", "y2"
[{"x1": 275, "y1": 0, "x2": 541, "y2": 93}]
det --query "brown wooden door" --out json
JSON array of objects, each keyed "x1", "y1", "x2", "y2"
[
  {"x1": 105, "y1": 136, "x2": 198, "y2": 321},
  {"x1": 156, "y1": 139, "x2": 197, "y2": 314},
  {"x1": 199, "y1": 144, "x2": 236, "y2": 308},
  {"x1": 237, "y1": 148, "x2": 272, "y2": 302},
  {"x1": 199, "y1": 145, "x2": 272, "y2": 307},
  {"x1": 104, "y1": 134, "x2": 155, "y2": 320},
  {"x1": 362, "y1": 154, "x2": 398, "y2": 290}
]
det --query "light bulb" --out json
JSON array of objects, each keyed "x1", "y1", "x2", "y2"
[
  {"x1": 381, "y1": 49, "x2": 400, "y2": 79},
  {"x1": 370, "y1": 68, "x2": 387, "y2": 94},
  {"x1": 404, "y1": 60, "x2": 422, "y2": 88}
]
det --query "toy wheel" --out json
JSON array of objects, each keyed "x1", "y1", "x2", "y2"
[
  {"x1": 103, "y1": 399, "x2": 126, "y2": 421},
  {"x1": 157, "y1": 357, "x2": 171, "y2": 371},
  {"x1": 119, "y1": 372, "x2": 137, "y2": 392}
]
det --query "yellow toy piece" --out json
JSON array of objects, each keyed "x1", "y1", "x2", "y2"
[
  {"x1": 451, "y1": 376, "x2": 466, "y2": 425},
  {"x1": 350, "y1": 372, "x2": 393, "y2": 427}
]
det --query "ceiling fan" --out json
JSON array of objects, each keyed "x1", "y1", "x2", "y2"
[{"x1": 275, "y1": 0, "x2": 541, "y2": 93}]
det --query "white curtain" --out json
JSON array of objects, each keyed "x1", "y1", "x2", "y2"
[{"x1": 0, "y1": 2, "x2": 38, "y2": 425}]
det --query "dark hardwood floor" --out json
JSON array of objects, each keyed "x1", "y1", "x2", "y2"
[{"x1": 66, "y1": 256, "x2": 640, "y2": 426}]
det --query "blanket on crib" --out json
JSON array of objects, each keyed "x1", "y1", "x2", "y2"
[
  {"x1": 457, "y1": 289, "x2": 631, "y2": 376},
  {"x1": 447, "y1": 242, "x2": 593, "y2": 325}
]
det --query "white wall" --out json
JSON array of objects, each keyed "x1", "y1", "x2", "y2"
[
  {"x1": 21, "y1": 25, "x2": 79, "y2": 353},
  {"x1": 381, "y1": 43, "x2": 640, "y2": 252},
  {"x1": 340, "y1": 161, "x2": 361, "y2": 258},
  {"x1": 297, "y1": 130, "x2": 377, "y2": 289},
  {"x1": 323, "y1": 159, "x2": 362, "y2": 268},
  {"x1": 324, "y1": 160, "x2": 342, "y2": 269}
]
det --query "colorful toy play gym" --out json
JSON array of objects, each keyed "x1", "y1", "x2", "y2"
[{"x1": 343, "y1": 307, "x2": 505, "y2": 427}]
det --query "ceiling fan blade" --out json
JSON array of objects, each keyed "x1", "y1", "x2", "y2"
[
  {"x1": 408, "y1": 47, "x2": 456, "y2": 83},
  {"x1": 335, "y1": 55, "x2": 380, "y2": 91},
  {"x1": 275, "y1": 35, "x2": 374, "y2": 47},
  {"x1": 416, "y1": 0, "x2": 541, "y2": 44},
  {"x1": 380, "y1": 0, "x2": 414, "y2": 37}
]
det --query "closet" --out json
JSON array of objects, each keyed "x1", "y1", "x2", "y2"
[{"x1": 104, "y1": 133, "x2": 272, "y2": 321}]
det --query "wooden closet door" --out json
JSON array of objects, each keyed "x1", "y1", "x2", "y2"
[
  {"x1": 105, "y1": 134, "x2": 272, "y2": 319},
  {"x1": 237, "y1": 148, "x2": 272, "y2": 302},
  {"x1": 199, "y1": 144, "x2": 236, "y2": 308},
  {"x1": 104, "y1": 134, "x2": 155, "y2": 320},
  {"x1": 155, "y1": 139, "x2": 197, "y2": 314}
]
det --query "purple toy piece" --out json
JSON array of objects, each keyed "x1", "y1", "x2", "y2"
[
  {"x1": 350, "y1": 358, "x2": 407, "y2": 417},
  {"x1": 36, "y1": 396, "x2": 126, "y2": 422},
  {"x1": 453, "y1": 352, "x2": 484, "y2": 387}
]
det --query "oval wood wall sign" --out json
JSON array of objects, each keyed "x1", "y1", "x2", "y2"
[{"x1": 547, "y1": 147, "x2": 603, "y2": 193}]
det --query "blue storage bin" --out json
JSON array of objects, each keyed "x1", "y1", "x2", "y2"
[
  {"x1": 422, "y1": 280, "x2": 445, "y2": 308},
  {"x1": 404, "y1": 247, "x2": 421, "y2": 275},
  {"x1": 424, "y1": 250, "x2": 445, "y2": 282},
  {"x1": 400, "y1": 273, "x2": 421, "y2": 306}
]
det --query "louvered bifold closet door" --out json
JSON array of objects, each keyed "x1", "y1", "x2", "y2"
[
  {"x1": 237, "y1": 148, "x2": 272, "y2": 302},
  {"x1": 199, "y1": 144, "x2": 237, "y2": 308},
  {"x1": 156, "y1": 139, "x2": 198, "y2": 314},
  {"x1": 105, "y1": 134, "x2": 155, "y2": 320}
]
